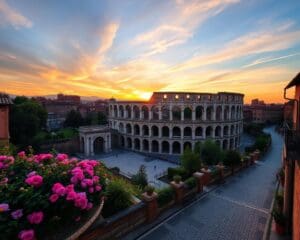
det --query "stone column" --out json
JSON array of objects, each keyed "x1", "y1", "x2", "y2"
[
  {"x1": 169, "y1": 108, "x2": 173, "y2": 121},
  {"x1": 170, "y1": 143, "x2": 173, "y2": 154},
  {"x1": 212, "y1": 106, "x2": 216, "y2": 120},
  {"x1": 142, "y1": 192, "x2": 158, "y2": 223},
  {"x1": 90, "y1": 138, "x2": 94, "y2": 156},
  {"x1": 149, "y1": 110, "x2": 152, "y2": 120},
  {"x1": 192, "y1": 110, "x2": 196, "y2": 121},
  {"x1": 170, "y1": 181, "x2": 184, "y2": 204},
  {"x1": 181, "y1": 109, "x2": 184, "y2": 121},
  {"x1": 203, "y1": 107, "x2": 207, "y2": 121},
  {"x1": 193, "y1": 172, "x2": 204, "y2": 193},
  {"x1": 159, "y1": 108, "x2": 162, "y2": 120}
]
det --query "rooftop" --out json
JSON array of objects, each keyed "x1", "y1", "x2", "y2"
[
  {"x1": 285, "y1": 72, "x2": 300, "y2": 89},
  {"x1": 0, "y1": 93, "x2": 12, "y2": 105}
]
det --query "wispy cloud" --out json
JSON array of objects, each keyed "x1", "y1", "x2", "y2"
[
  {"x1": 243, "y1": 52, "x2": 300, "y2": 68},
  {"x1": 0, "y1": 0, "x2": 32, "y2": 29},
  {"x1": 170, "y1": 24, "x2": 300, "y2": 72},
  {"x1": 133, "y1": 0, "x2": 239, "y2": 56}
]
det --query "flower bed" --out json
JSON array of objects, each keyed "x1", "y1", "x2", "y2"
[{"x1": 0, "y1": 151, "x2": 109, "y2": 240}]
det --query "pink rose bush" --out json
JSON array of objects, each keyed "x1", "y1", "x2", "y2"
[{"x1": 0, "y1": 151, "x2": 107, "y2": 240}]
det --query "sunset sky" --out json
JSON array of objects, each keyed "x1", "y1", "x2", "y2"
[{"x1": 0, "y1": 0, "x2": 300, "y2": 103}]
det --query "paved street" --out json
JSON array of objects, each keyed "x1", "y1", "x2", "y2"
[{"x1": 137, "y1": 127, "x2": 283, "y2": 240}]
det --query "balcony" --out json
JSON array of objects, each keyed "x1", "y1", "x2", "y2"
[{"x1": 285, "y1": 129, "x2": 300, "y2": 160}]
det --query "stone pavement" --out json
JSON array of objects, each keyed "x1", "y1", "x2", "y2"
[
  {"x1": 94, "y1": 151, "x2": 178, "y2": 189},
  {"x1": 133, "y1": 127, "x2": 282, "y2": 240}
]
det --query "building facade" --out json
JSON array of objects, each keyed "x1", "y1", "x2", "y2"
[
  {"x1": 108, "y1": 92, "x2": 244, "y2": 155},
  {"x1": 0, "y1": 93, "x2": 12, "y2": 147}
]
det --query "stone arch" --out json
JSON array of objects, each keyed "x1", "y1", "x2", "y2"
[
  {"x1": 223, "y1": 125, "x2": 229, "y2": 136},
  {"x1": 172, "y1": 126, "x2": 181, "y2": 137},
  {"x1": 113, "y1": 105, "x2": 118, "y2": 117},
  {"x1": 206, "y1": 126, "x2": 213, "y2": 138},
  {"x1": 162, "y1": 126, "x2": 170, "y2": 137},
  {"x1": 224, "y1": 106, "x2": 229, "y2": 120},
  {"x1": 151, "y1": 125, "x2": 159, "y2": 136},
  {"x1": 126, "y1": 123, "x2": 132, "y2": 134},
  {"x1": 119, "y1": 136, "x2": 125, "y2": 147},
  {"x1": 125, "y1": 105, "x2": 131, "y2": 118},
  {"x1": 206, "y1": 106, "x2": 214, "y2": 121},
  {"x1": 134, "y1": 138, "x2": 140, "y2": 150},
  {"x1": 172, "y1": 106, "x2": 181, "y2": 121},
  {"x1": 134, "y1": 124, "x2": 140, "y2": 135},
  {"x1": 230, "y1": 125, "x2": 235, "y2": 135},
  {"x1": 143, "y1": 139, "x2": 149, "y2": 152},
  {"x1": 215, "y1": 126, "x2": 221, "y2": 137},
  {"x1": 119, "y1": 105, "x2": 124, "y2": 118},
  {"x1": 231, "y1": 105, "x2": 236, "y2": 120},
  {"x1": 195, "y1": 126, "x2": 203, "y2": 137},
  {"x1": 94, "y1": 137, "x2": 105, "y2": 154},
  {"x1": 142, "y1": 105, "x2": 149, "y2": 120},
  {"x1": 133, "y1": 105, "x2": 140, "y2": 119},
  {"x1": 184, "y1": 141, "x2": 192, "y2": 151},
  {"x1": 216, "y1": 106, "x2": 222, "y2": 121},
  {"x1": 162, "y1": 141, "x2": 170, "y2": 153},
  {"x1": 152, "y1": 140, "x2": 159, "y2": 153},
  {"x1": 161, "y1": 105, "x2": 170, "y2": 120},
  {"x1": 151, "y1": 105, "x2": 159, "y2": 120},
  {"x1": 172, "y1": 141, "x2": 181, "y2": 154},
  {"x1": 184, "y1": 127, "x2": 192, "y2": 137},
  {"x1": 142, "y1": 125, "x2": 149, "y2": 136},
  {"x1": 230, "y1": 138, "x2": 234, "y2": 149},
  {"x1": 127, "y1": 137, "x2": 132, "y2": 149},
  {"x1": 195, "y1": 106, "x2": 204, "y2": 120},
  {"x1": 184, "y1": 107, "x2": 192, "y2": 120},
  {"x1": 119, "y1": 122, "x2": 124, "y2": 133}
]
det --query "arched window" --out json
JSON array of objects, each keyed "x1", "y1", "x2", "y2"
[
  {"x1": 184, "y1": 107, "x2": 192, "y2": 120},
  {"x1": 119, "y1": 105, "x2": 124, "y2": 118},
  {"x1": 126, "y1": 124, "x2": 132, "y2": 134},
  {"x1": 173, "y1": 126, "x2": 181, "y2": 137},
  {"x1": 125, "y1": 105, "x2": 131, "y2": 118},
  {"x1": 134, "y1": 138, "x2": 140, "y2": 150},
  {"x1": 134, "y1": 124, "x2": 140, "y2": 135},
  {"x1": 172, "y1": 141, "x2": 181, "y2": 154},
  {"x1": 206, "y1": 106, "x2": 213, "y2": 121},
  {"x1": 142, "y1": 125, "x2": 149, "y2": 136},
  {"x1": 195, "y1": 127, "x2": 203, "y2": 137},
  {"x1": 152, "y1": 140, "x2": 159, "y2": 152},
  {"x1": 143, "y1": 139, "x2": 149, "y2": 151},
  {"x1": 184, "y1": 127, "x2": 192, "y2": 137},
  {"x1": 151, "y1": 125, "x2": 159, "y2": 136},
  {"x1": 161, "y1": 105, "x2": 170, "y2": 120},
  {"x1": 224, "y1": 106, "x2": 229, "y2": 120},
  {"x1": 206, "y1": 126, "x2": 213, "y2": 137},
  {"x1": 162, "y1": 141, "x2": 170, "y2": 153},
  {"x1": 162, "y1": 126, "x2": 169, "y2": 137},
  {"x1": 216, "y1": 106, "x2": 222, "y2": 121},
  {"x1": 141, "y1": 106, "x2": 149, "y2": 120},
  {"x1": 223, "y1": 126, "x2": 229, "y2": 136},
  {"x1": 133, "y1": 105, "x2": 140, "y2": 119},
  {"x1": 151, "y1": 106, "x2": 159, "y2": 120},
  {"x1": 195, "y1": 106, "x2": 203, "y2": 120},
  {"x1": 172, "y1": 106, "x2": 181, "y2": 120},
  {"x1": 215, "y1": 126, "x2": 221, "y2": 137}
]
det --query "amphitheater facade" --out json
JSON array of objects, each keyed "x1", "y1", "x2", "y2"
[{"x1": 107, "y1": 92, "x2": 244, "y2": 156}]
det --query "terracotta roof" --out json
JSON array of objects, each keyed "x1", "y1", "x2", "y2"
[
  {"x1": 0, "y1": 93, "x2": 12, "y2": 105},
  {"x1": 285, "y1": 72, "x2": 300, "y2": 89}
]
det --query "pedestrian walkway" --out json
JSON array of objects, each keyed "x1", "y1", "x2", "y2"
[{"x1": 134, "y1": 127, "x2": 282, "y2": 240}]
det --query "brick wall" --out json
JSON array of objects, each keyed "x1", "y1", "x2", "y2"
[
  {"x1": 79, "y1": 203, "x2": 146, "y2": 240},
  {"x1": 293, "y1": 161, "x2": 300, "y2": 240}
]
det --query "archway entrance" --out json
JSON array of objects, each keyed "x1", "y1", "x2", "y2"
[{"x1": 94, "y1": 137, "x2": 105, "y2": 154}]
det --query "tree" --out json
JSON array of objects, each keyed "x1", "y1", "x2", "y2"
[
  {"x1": 180, "y1": 146, "x2": 201, "y2": 174},
  {"x1": 10, "y1": 97, "x2": 47, "y2": 147},
  {"x1": 97, "y1": 112, "x2": 108, "y2": 125},
  {"x1": 194, "y1": 141, "x2": 202, "y2": 155},
  {"x1": 131, "y1": 165, "x2": 148, "y2": 188},
  {"x1": 64, "y1": 110, "x2": 84, "y2": 128},
  {"x1": 223, "y1": 150, "x2": 241, "y2": 174},
  {"x1": 201, "y1": 140, "x2": 223, "y2": 165}
]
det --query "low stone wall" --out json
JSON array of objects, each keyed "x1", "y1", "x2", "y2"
[
  {"x1": 39, "y1": 137, "x2": 79, "y2": 154},
  {"x1": 79, "y1": 203, "x2": 146, "y2": 240}
]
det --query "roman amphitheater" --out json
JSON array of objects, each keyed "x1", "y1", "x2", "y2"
[{"x1": 107, "y1": 91, "x2": 244, "y2": 156}]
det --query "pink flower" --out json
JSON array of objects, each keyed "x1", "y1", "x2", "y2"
[
  {"x1": 25, "y1": 175, "x2": 43, "y2": 188},
  {"x1": 65, "y1": 184, "x2": 74, "y2": 193},
  {"x1": 18, "y1": 151, "x2": 26, "y2": 158},
  {"x1": 27, "y1": 211, "x2": 44, "y2": 224},
  {"x1": 86, "y1": 202, "x2": 93, "y2": 210},
  {"x1": 88, "y1": 187, "x2": 94, "y2": 193},
  {"x1": 95, "y1": 185, "x2": 102, "y2": 192},
  {"x1": 93, "y1": 176, "x2": 99, "y2": 183},
  {"x1": 52, "y1": 183, "x2": 66, "y2": 196},
  {"x1": 56, "y1": 153, "x2": 68, "y2": 161},
  {"x1": 0, "y1": 203, "x2": 9, "y2": 212},
  {"x1": 49, "y1": 194, "x2": 59, "y2": 203},
  {"x1": 0, "y1": 177, "x2": 8, "y2": 185},
  {"x1": 75, "y1": 216, "x2": 81, "y2": 222},
  {"x1": 66, "y1": 191, "x2": 77, "y2": 201},
  {"x1": 11, "y1": 209, "x2": 23, "y2": 219},
  {"x1": 70, "y1": 176, "x2": 78, "y2": 184},
  {"x1": 18, "y1": 229, "x2": 35, "y2": 240},
  {"x1": 74, "y1": 192, "x2": 88, "y2": 210}
]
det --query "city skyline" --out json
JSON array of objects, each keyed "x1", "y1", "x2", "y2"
[{"x1": 1, "y1": 0, "x2": 300, "y2": 103}]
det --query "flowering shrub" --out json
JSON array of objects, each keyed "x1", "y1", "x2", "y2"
[{"x1": 0, "y1": 151, "x2": 108, "y2": 240}]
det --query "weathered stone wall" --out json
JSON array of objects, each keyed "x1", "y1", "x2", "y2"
[
  {"x1": 39, "y1": 137, "x2": 79, "y2": 154},
  {"x1": 293, "y1": 160, "x2": 300, "y2": 240}
]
